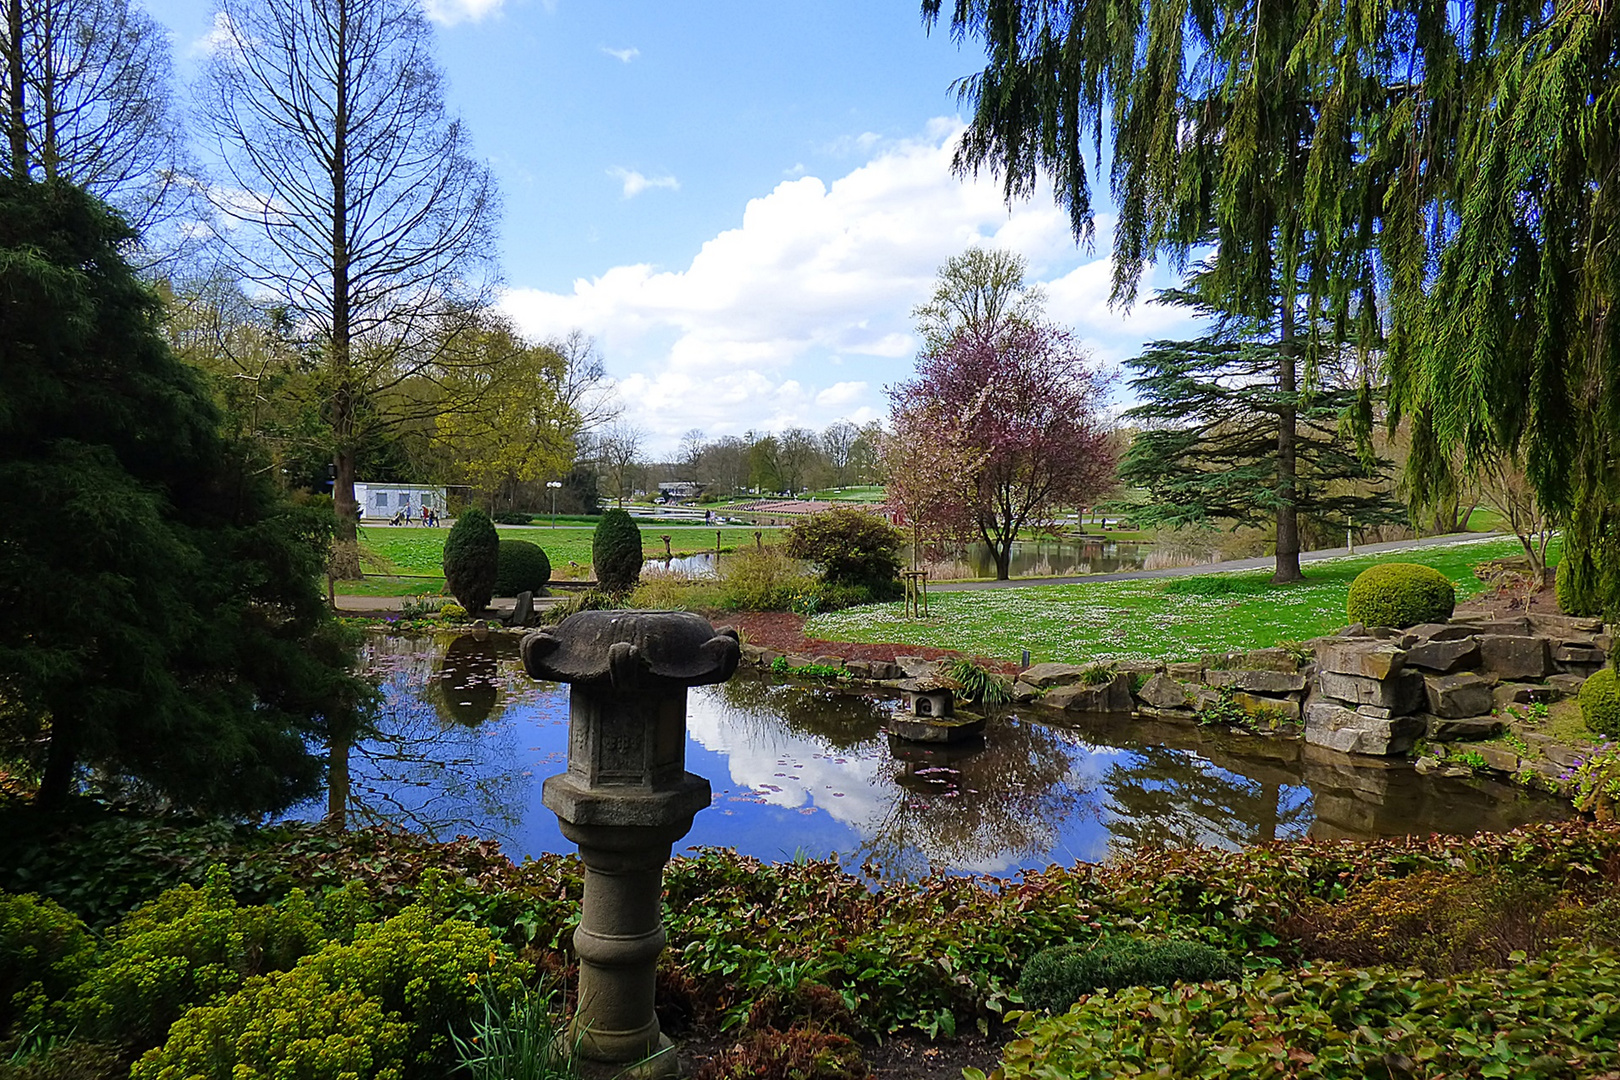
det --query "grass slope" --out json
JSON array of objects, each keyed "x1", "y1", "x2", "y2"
[{"x1": 806, "y1": 536, "x2": 1550, "y2": 664}]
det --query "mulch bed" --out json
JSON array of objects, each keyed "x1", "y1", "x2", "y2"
[
  {"x1": 712, "y1": 611, "x2": 1019, "y2": 676},
  {"x1": 675, "y1": 1030, "x2": 1005, "y2": 1080}
]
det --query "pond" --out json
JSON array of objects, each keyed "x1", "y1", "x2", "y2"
[
  {"x1": 929, "y1": 538, "x2": 1156, "y2": 579},
  {"x1": 306, "y1": 632, "x2": 1568, "y2": 878}
]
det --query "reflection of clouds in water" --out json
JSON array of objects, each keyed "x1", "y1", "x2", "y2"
[{"x1": 685, "y1": 686, "x2": 889, "y2": 828}]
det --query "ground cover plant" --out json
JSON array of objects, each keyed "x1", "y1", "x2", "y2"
[
  {"x1": 807, "y1": 537, "x2": 1544, "y2": 664},
  {"x1": 3, "y1": 809, "x2": 1618, "y2": 1080}
]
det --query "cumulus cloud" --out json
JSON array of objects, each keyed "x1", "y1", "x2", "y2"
[
  {"x1": 503, "y1": 121, "x2": 1201, "y2": 455},
  {"x1": 191, "y1": 11, "x2": 248, "y2": 57},
  {"x1": 422, "y1": 0, "x2": 505, "y2": 25},
  {"x1": 601, "y1": 45, "x2": 640, "y2": 62},
  {"x1": 608, "y1": 167, "x2": 679, "y2": 199}
]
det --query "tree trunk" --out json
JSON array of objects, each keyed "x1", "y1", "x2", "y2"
[
  {"x1": 328, "y1": 3, "x2": 355, "y2": 545},
  {"x1": 6, "y1": 0, "x2": 26, "y2": 179},
  {"x1": 326, "y1": 732, "x2": 350, "y2": 828},
  {"x1": 1273, "y1": 301, "x2": 1303, "y2": 583},
  {"x1": 36, "y1": 710, "x2": 76, "y2": 810}
]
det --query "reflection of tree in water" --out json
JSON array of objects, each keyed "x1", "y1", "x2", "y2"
[
  {"x1": 714, "y1": 672, "x2": 888, "y2": 750},
  {"x1": 332, "y1": 632, "x2": 530, "y2": 842},
  {"x1": 856, "y1": 714, "x2": 1097, "y2": 879},
  {"x1": 427, "y1": 633, "x2": 517, "y2": 726},
  {"x1": 1098, "y1": 743, "x2": 1313, "y2": 858}
]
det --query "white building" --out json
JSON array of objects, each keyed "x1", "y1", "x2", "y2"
[{"x1": 355, "y1": 482, "x2": 447, "y2": 522}]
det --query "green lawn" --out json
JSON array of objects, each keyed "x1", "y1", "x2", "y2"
[
  {"x1": 806, "y1": 536, "x2": 1551, "y2": 665},
  {"x1": 352, "y1": 525, "x2": 785, "y2": 583}
]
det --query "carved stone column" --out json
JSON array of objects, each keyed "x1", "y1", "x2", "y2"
[{"x1": 521, "y1": 610, "x2": 739, "y2": 1076}]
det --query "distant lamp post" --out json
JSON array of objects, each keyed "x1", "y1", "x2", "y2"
[{"x1": 548, "y1": 480, "x2": 563, "y2": 528}]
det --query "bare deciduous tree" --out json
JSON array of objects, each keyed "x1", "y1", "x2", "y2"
[
  {"x1": 596, "y1": 423, "x2": 645, "y2": 507},
  {"x1": 2, "y1": 0, "x2": 196, "y2": 254},
  {"x1": 198, "y1": 0, "x2": 499, "y2": 542}
]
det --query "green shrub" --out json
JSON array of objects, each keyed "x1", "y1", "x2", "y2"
[
  {"x1": 132, "y1": 907, "x2": 527, "y2": 1080},
  {"x1": 69, "y1": 869, "x2": 327, "y2": 1050},
  {"x1": 987, "y1": 949, "x2": 1620, "y2": 1080},
  {"x1": 1579, "y1": 668, "x2": 1620, "y2": 737},
  {"x1": 947, "y1": 659, "x2": 1012, "y2": 706},
  {"x1": 491, "y1": 511, "x2": 533, "y2": 526},
  {"x1": 718, "y1": 548, "x2": 816, "y2": 612},
  {"x1": 443, "y1": 509, "x2": 500, "y2": 613},
  {"x1": 1345, "y1": 561, "x2": 1456, "y2": 628},
  {"x1": 492, "y1": 540, "x2": 551, "y2": 597},
  {"x1": 1017, "y1": 938, "x2": 1239, "y2": 1013},
  {"x1": 591, "y1": 509, "x2": 642, "y2": 594},
  {"x1": 783, "y1": 507, "x2": 903, "y2": 595},
  {"x1": 449, "y1": 980, "x2": 579, "y2": 1080},
  {"x1": 0, "y1": 894, "x2": 95, "y2": 1036},
  {"x1": 0, "y1": 1038, "x2": 124, "y2": 1080}
]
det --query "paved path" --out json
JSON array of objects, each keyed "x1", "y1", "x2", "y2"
[{"x1": 930, "y1": 532, "x2": 1507, "y2": 592}]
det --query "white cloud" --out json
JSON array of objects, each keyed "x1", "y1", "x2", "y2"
[
  {"x1": 423, "y1": 0, "x2": 504, "y2": 26},
  {"x1": 503, "y1": 120, "x2": 1202, "y2": 456},
  {"x1": 608, "y1": 167, "x2": 680, "y2": 199},
  {"x1": 601, "y1": 45, "x2": 640, "y2": 62},
  {"x1": 191, "y1": 11, "x2": 247, "y2": 57}
]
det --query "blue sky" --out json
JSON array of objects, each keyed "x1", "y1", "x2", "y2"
[{"x1": 146, "y1": 0, "x2": 1200, "y2": 456}]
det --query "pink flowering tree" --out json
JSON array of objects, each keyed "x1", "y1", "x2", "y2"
[
  {"x1": 890, "y1": 321, "x2": 1116, "y2": 580},
  {"x1": 881, "y1": 394, "x2": 989, "y2": 573}
]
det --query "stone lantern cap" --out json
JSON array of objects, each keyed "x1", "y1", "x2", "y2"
[{"x1": 521, "y1": 610, "x2": 740, "y2": 691}]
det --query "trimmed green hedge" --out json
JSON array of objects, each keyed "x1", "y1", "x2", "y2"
[
  {"x1": 1579, "y1": 668, "x2": 1620, "y2": 737},
  {"x1": 492, "y1": 539, "x2": 550, "y2": 597},
  {"x1": 1017, "y1": 938, "x2": 1240, "y2": 1013},
  {"x1": 1345, "y1": 562, "x2": 1456, "y2": 628}
]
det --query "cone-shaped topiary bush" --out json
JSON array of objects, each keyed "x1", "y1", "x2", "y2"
[
  {"x1": 443, "y1": 508, "x2": 499, "y2": 613},
  {"x1": 492, "y1": 539, "x2": 551, "y2": 596},
  {"x1": 592, "y1": 509, "x2": 642, "y2": 594},
  {"x1": 1346, "y1": 562, "x2": 1456, "y2": 629}
]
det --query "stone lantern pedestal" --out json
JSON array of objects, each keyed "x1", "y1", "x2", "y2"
[{"x1": 521, "y1": 610, "x2": 739, "y2": 1076}]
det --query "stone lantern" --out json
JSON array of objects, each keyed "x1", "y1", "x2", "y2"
[{"x1": 521, "y1": 610, "x2": 740, "y2": 1075}]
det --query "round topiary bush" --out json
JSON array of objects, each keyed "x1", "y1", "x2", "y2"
[
  {"x1": 442, "y1": 508, "x2": 499, "y2": 613},
  {"x1": 592, "y1": 509, "x2": 642, "y2": 594},
  {"x1": 1579, "y1": 668, "x2": 1620, "y2": 737},
  {"x1": 492, "y1": 539, "x2": 551, "y2": 596},
  {"x1": 1345, "y1": 562, "x2": 1456, "y2": 629},
  {"x1": 1018, "y1": 938, "x2": 1240, "y2": 1013}
]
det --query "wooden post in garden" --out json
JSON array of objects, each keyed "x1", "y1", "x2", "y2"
[
  {"x1": 754, "y1": 530, "x2": 762, "y2": 551},
  {"x1": 661, "y1": 534, "x2": 672, "y2": 560}
]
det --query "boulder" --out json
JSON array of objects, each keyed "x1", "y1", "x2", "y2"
[
  {"x1": 1137, "y1": 672, "x2": 1192, "y2": 710},
  {"x1": 894, "y1": 656, "x2": 941, "y2": 679},
  {"x1": 1205, "y1": 669, "x2": 1309, "y2": 694},
  {"x1": 1020, "y1": 662, "x2": 1088, "y2": 689},
  {"x1": 1304, "y1": 701, "x2": 1424, "y2": 756},
  {"x1": 1043, "y1": 674, "x2": 1133, "y2": 713},
  {"x1": 758, "y1": 649, "x2": 782, "y2": 668},
  {"x1": 1553, "y1": 644, "x2": 1607, "y2": 666},
  {"x1": 1474, "y1": 745, "x2": 1521, "y2": 773},
  {"x1": 1423, "y1": 672, "x2": 1496, "y2": 718},
  {"x1": 1492, "y1": 682, "x2": 1559, "y2": 709},
  {"x1": 1166, "y1": 661, "x2": 1204, "y2": 681},
  {"x1": 1547, "y1": 673, "x2": 1589, "y2": 697},
  {"x1": 1520, "y1": 732, "x2": 1583, "y2": 769},
  {"x1": 1316, "y1": 639, "x2": 1407, "y2": 680},
  {"x1": 1410, "y1": 622, "x2": 1480, "y2": 642},
  {"x1": 1010, "y1": 680, "x2": 1041, "y2": 704},
  {"x1": 740, "y1": 643, "x2": 767, "y2": 665},
  {"x1": 1404, "y1": 638, "x2": 1481, "y2": 674},
  {"x1": 868, "y1": 661, "x2": 901, "y2": 681},
  {"x1": 784, "y1": 654, "x2": 814, "y2": 669},
  {"x1": 1529, "y1": 612, "x2": 1605, "y2": 637},
  {"x1": 1229, "y1": 692, "x2": 1301, "y2": 721},
  {"x1": 1316, "y1": 669, "x2": 1426, "y2": 713},
  {"x1": 842, "y1": 659, "x2": 873, "y2": 678},
  {"x1": 1477, "y1": 635, "x2": 1553, "y2": 680},
  {"x1": 812, "y1": 654, "x2": 844, "y2": 669},
  {"x1": 505, "y1": 590, "x2": 534, "y2": 628},
  {"x1": 1415, "y1": 756, "x2": 1474, "y2": 778},
  {"x1": 1239, "y1": 647, "x2": 1303, "y2": 672},
  {"x1": 1136, "y1": 705, "x2": 1199, "y2": 722},
  {"x1": 1423, "y1": 714, "x2": 1501, "y2": 741},
  {"x1": 1333, "y1": 622, "x2": 1369, "y2": 637}
]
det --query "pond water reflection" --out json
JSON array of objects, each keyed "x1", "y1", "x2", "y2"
[{"x1": 307, "y1": 633, "x2": 1569, "y2": 877}]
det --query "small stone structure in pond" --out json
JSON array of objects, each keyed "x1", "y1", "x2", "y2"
[
  {"x1": 520, "y1": 609, "x2": 739, "y2": 1077},
  {"x1": 887, "y1": 679, "x2": 986, "y2": 743}
]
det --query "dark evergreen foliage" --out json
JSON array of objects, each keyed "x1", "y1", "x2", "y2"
[
  {"x1": 0, "y1": 179, "x2": 373, "y2": 814},
  {"x1": 442, "y1": 508, "x2": 498, "y2": 612},
  {"x1": 591, "y1": 509, "x2": 642, "y2": 593},
  {"x1": 1018, "y1": 938, "x2": 1240, "y2": 1013},
  {"x1": 492, "y1": 539, "x2": 550, "y2": 597},
  {"x1": 1118, "y1": 327, "x2": 1405, "y2": 543}
]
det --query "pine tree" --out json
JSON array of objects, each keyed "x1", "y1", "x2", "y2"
[{"x1": 1119, "y1": 327, "x2": 1404, "y2": 542}]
